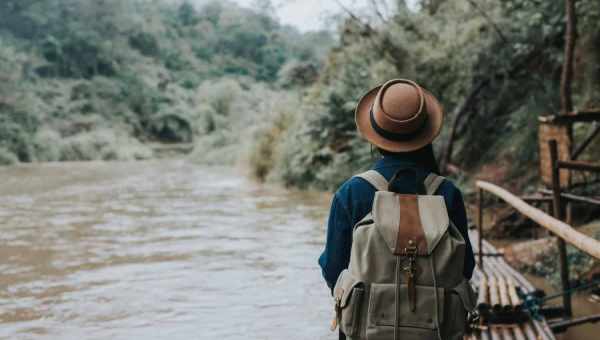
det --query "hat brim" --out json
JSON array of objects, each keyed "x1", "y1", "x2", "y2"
[{"x1": 355, "y1": 84, "x2": 444, "y2": 152}]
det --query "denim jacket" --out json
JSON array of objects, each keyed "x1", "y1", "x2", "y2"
[{"x1": 318, "y1": 156, "x2": 475, "y2": 290}]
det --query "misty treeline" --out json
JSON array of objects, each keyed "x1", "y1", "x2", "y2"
[
  {"x1": 0, "y1": 0, "x2": 330, "y2": 164},
  {"x1": 1, "y1": 0, "x2": 599, "y2": 193}
]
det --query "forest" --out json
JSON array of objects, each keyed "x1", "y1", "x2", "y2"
[
  {"x1": 1, "y1": 0, "x2": 599, "y2": 192},
  {"x1": 0, "y1": 0, "x2": 330, "y2": 164},
  {"x1": 1, "y1": 1, "x2": 600, "y2": 338}
]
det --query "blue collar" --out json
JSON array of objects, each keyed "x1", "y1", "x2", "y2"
[{"x1": 373, "y1": 155, "x2": 422, "y2": 170}]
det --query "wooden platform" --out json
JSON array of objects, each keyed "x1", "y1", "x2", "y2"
[{"x1": 467, "y1": 230, "x2": 556, "y2": 340}]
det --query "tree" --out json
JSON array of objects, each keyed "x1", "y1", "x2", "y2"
[
  {"x1": 560, "y1": 0, "x2": 577, "y2": 114},
  {"x1": 178, "y1": 2, "x2": 199, "y2": 26}
]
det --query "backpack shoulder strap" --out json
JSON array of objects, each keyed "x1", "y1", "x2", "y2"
[
  {"x1": 424, "y1": 173, "x2": 445, "y2": 195},
  {"x1": 353, "y1": 170, "x2": 388, "y2": 192}
]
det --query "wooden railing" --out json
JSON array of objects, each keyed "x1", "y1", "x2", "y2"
[
  {"x1": 477, "y1": 132, "x2": 600, "y2": 321},
  {"x1": 476, "y1": 180, "x2": 600, "y2": 259}
]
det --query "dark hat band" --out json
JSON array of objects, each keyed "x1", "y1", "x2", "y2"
[{"x1": 369, "y1": 108, "x2": 428, "y2": 142}]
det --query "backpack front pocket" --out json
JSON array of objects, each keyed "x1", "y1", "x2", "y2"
[
  {"x1": 443, "y1": 280, "x2": 477, "y2": 339},
  {"x1": 333, "y1": 270, "x2": 365, "y2": 337},
  {"x1": 366, "y1": 283, "x2": 444, "y2": 340}
]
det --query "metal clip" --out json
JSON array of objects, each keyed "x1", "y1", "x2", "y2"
[{"x1": 330, "y1": 295, "x2": 342, "y2": 331}]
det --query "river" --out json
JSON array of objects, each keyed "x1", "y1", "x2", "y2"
[
  {"x1": 0, "y1": 160, "x2": 336, "y2": 340},
  {"x1": 2, "y1": 160, "x2": 598, "y2": 339}
]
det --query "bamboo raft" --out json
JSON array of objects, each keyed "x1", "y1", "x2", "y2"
[
  {"x1": 466, "y1": 229, "x2": 556, "y2": 340},
  {"x1": 464, "y1": 115, "x2": 600, "y2": 339}
]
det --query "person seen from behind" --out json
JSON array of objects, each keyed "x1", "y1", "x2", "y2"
[{"x1": 319, "y1": 79, "x2": 476, "y2": 340}]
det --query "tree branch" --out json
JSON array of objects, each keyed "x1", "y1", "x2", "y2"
[
  {"x1": 334, "y1": 0, "x2": 375, "y2": 33},
  {"x1": 441, "y1": 30, "x2": 565, "y2": 172},
  {"x1": 369, "y1": 0, "x2": 388, "y2": 23},
  {"x1": 441, "y1": 79, "x2": 488, "y2": 173},
  {"x1": 560, "y1": 0, "x2": 577, "y2": 114},
  {"x1": 466, "y1": 0, "x2": 508, "y2": 45}
]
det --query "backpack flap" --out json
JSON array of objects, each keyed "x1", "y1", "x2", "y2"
[
  {"x1": 373, "y1": 192, "x2": 449, "y2": 255},
  {"x1": 418, "y1": 195, "x2": 450, "y2": 254}
]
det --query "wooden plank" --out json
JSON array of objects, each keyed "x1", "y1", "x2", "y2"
[
  {"x1": 476, "y1": 180, "x2": 600, "y2": 259},
  {"x1": 539, "y1": 112, "x2": 600, "y2": 123},
  {"x1": 549, "y1": 140, "x2": 573, "y2": 317},
  {"x1": 558, "y1": 160, "x2": 600, "y2": 173},
  {"x1": 521, "y1": 195, "x2": 552, "y2": 203},
  {"x1": 549, "y1": 314, "x2": 600, "y2": 332},
  {"x1": 538, "y1": 188, "x2": 600, "y2": 206},
  {"x1": 539, "y1": 122, "x2": 571, "y2": 187}
]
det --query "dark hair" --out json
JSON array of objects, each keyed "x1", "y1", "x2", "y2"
[{"x1": 377, "y1": 144, "x2": 440, "y2": 174}]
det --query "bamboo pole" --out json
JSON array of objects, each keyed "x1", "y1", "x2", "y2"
[
  {"x1": 489, "y1": 274, "x2": 500, "y2": 311},
  {"x1": 497, "y1": 276, "x2": 511, "y2": 311},
  {"x1": 478, "y1": 274, "x2": 489, "y2": 311},
  {"x1": 508, "y1": 280, "x2": 522, "y2": 309},
  {"x1": 469, "y1": 229, "x2": 556, "y2": 340},
  {"x1": 475, "y1": 180, "x2": 600, "y2": 260},
  {"x1": 490, "y1": 327, "x2": 502, "y2": 340},
  {"x1": 522, "y1": 323, "x2": 537, "y2": 340},
  {"x1": 500, "y1": 327, "x2": 512, "y2": 340},
  {"x1": 513, "y1": 326, "x2": 527, "y2": 340},
  {"x1": 478, "y1": 188, "x2": 484, "y2": 271}
]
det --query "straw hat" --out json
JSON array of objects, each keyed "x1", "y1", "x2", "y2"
[{"x1": 355, "y1": 79, "x2": 444, "y2": 152}]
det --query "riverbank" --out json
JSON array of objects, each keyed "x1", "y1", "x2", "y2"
[{"x1": 0, "y1": 0, "x2": 329, "y2": 168}]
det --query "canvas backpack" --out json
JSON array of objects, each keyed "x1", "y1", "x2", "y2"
[{"x1": 332, "y1": 170, "x2": 476, "y2": 340}]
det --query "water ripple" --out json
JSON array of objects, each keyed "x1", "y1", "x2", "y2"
[{"x1": 0, "y1": 160, "x2": 333, "y2": 340}]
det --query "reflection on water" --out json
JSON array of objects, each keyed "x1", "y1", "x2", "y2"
[{"x1": 0, "y1": 160, "x2": 335, "y2": 340}]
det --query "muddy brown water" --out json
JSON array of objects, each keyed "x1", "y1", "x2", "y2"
[
  {"x1": 0, "y1": 160, "x2": 336, "y2": 340},
  {"x1": 523, "y1": 272, "x2": 600, "y2": 340},
  {"x1": 2, "y1": 160, "x2": 598, "y2": 339}
]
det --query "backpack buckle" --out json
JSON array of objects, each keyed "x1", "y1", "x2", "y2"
[
  {"x1": 404, "y1": 239, "x2": 418, "y2": 258},
  {"x1": 403, "y1": 239, "x2": 418, "y2": 312}
]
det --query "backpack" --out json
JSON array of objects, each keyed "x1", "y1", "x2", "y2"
[{"x1": 332, "y1": 170, "x2": 476, "y2": 340}]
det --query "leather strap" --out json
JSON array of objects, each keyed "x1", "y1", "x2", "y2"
[
  {"x1": 424, "y1": 173, "x2": 445, "y2": 195},
  {"x1": 395, "y1": 194, "x2": 428, "y2": 256},
  {"x1": 354, "y1": 170, "x2": 388, "y2": 192}
]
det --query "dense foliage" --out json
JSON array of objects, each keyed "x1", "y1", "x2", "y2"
[
  {"x1": 1, "y1": 0, "x2": 599, "y2": 196},
  {"x1": 254, "y1": 0, "x2": 600, "y2": 190},
  {"x1": 0, "y1": 0, "x2": 330, "y2": 164}
]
